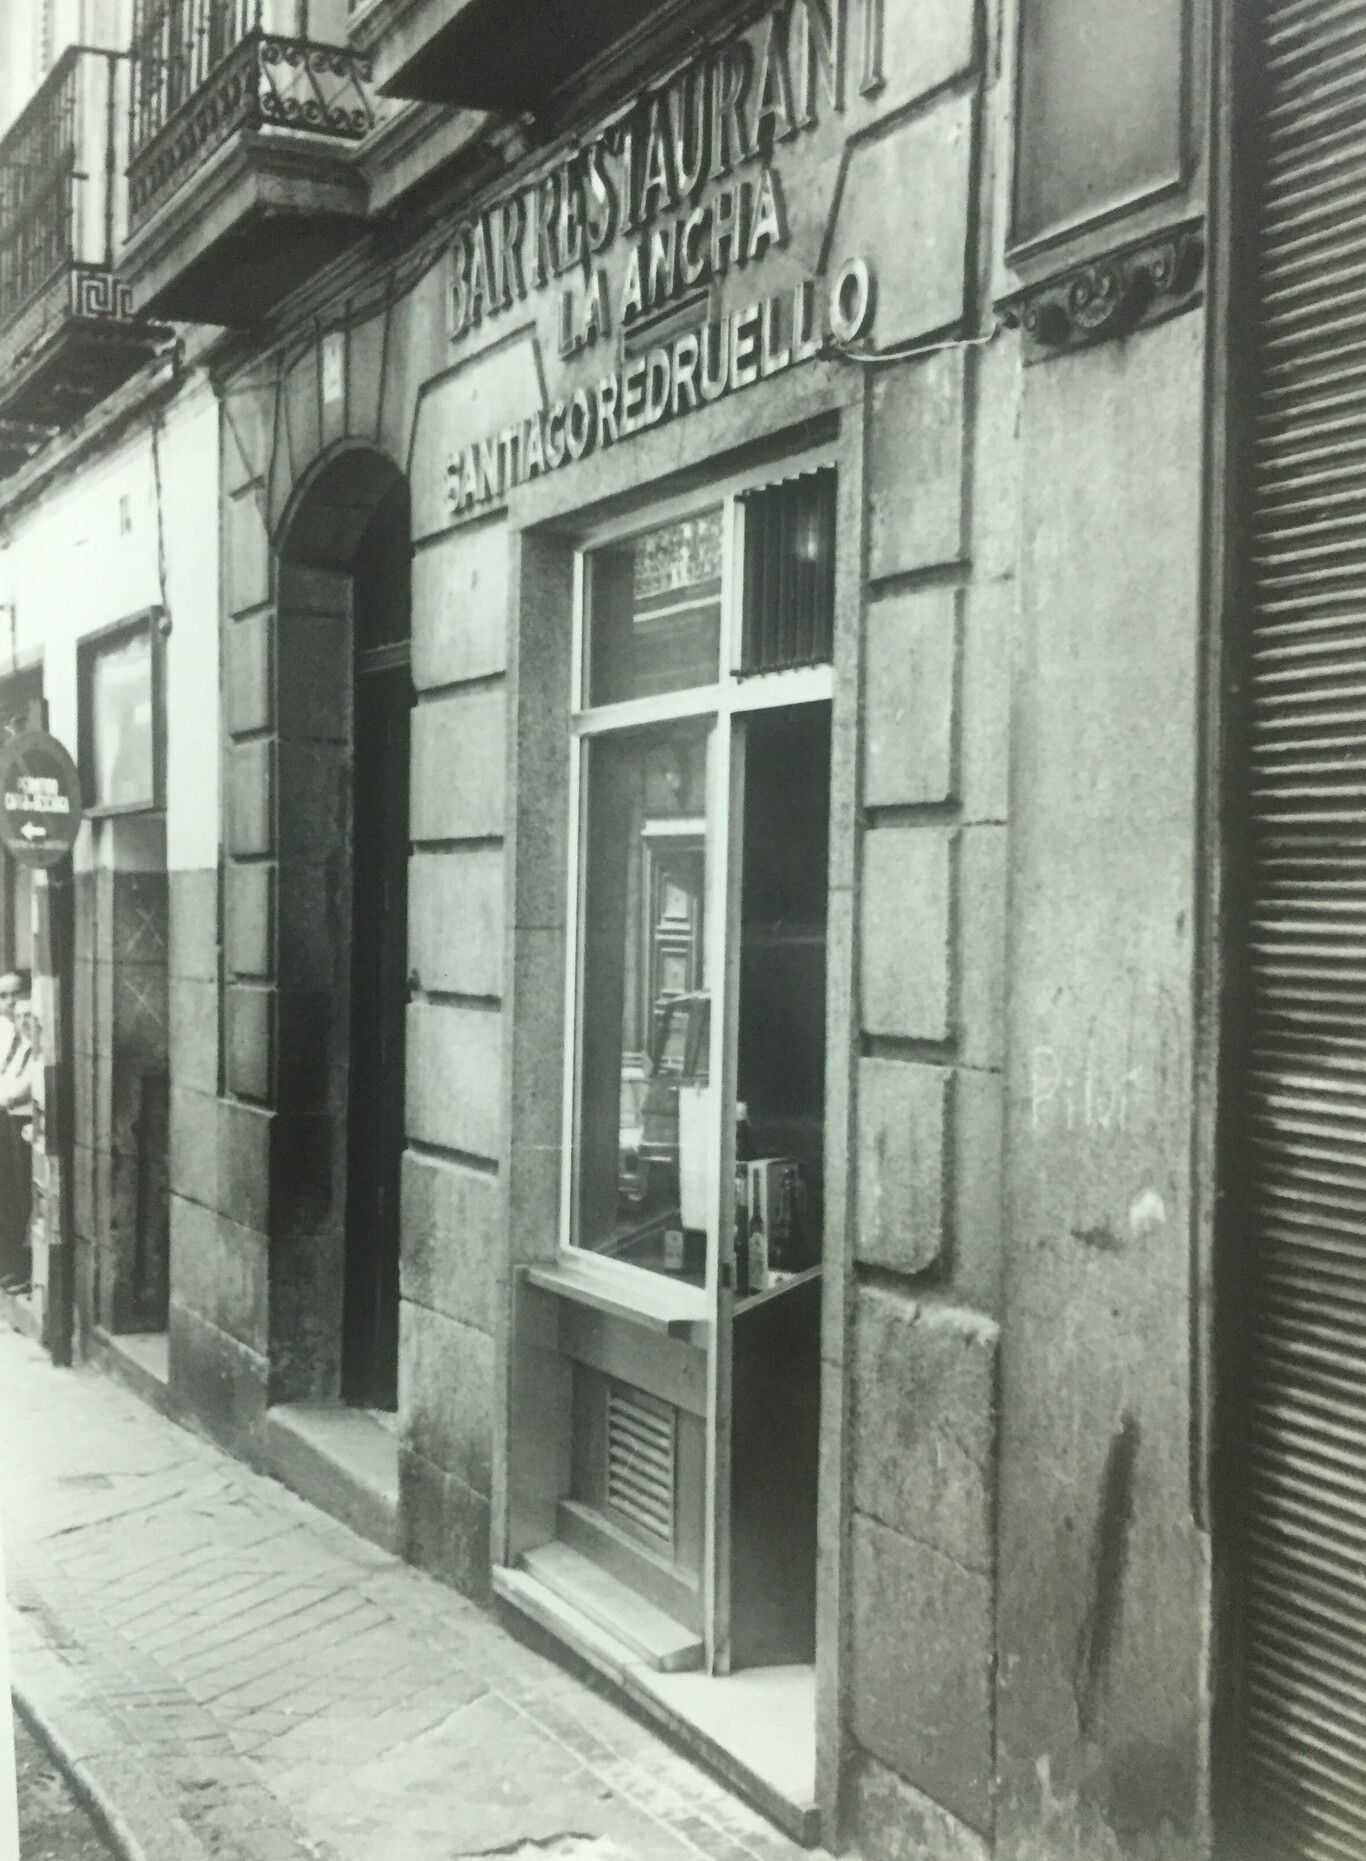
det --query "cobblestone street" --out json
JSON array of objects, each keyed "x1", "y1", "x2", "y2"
[{"x1": 0, "y1": 1329, "x2": 816, "y2": 1861}]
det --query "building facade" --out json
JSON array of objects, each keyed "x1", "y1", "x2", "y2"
[{"x1": 2, "y1": 1, "x2": 1359, "y2": 1858}]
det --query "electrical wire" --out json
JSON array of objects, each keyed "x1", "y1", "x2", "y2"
[
  {"x1": 820, "y1": 324, "x2": 1004, "y2": 367},
  {"x1": 149, "y1": 412, "x2": 171, "y2": 633}
]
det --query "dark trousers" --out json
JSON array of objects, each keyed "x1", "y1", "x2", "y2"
[{"x1": 0, "y1": 1114, "x2": 31, "y2": 1280}]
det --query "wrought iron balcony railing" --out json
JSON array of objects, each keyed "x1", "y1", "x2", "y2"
[
  {"x1": 127, "y1": 2, "x2": 377, "y2": 237},
  {"x1": 0, "y1": 47, "x2": 129, "y2": 345},
  {"x1": 0, "y1": 45, "x2": 160, "y2": 441}
]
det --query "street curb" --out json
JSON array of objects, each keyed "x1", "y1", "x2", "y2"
[
  {"x1": 10, "y1": 1665, "x2": 209, "y2": 1861},
  {"x1": 13, "y1": 1685, "x2": 145, "y2": 1861}
]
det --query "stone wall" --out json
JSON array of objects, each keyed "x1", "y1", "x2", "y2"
[
  {"x1": 399, "y1": 508, "x2": 510, "y2": 1600},
  {"x1": 844, "y1": 330, "x2": 1018, "y2": 1861}
]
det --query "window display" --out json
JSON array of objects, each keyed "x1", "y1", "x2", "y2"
[
  {"x1": 574, "y1": 721, "x2": 712, "y2": 1277},
  {"x1": 567, "y1": 475, "x2": 835, "y2": 1297}
]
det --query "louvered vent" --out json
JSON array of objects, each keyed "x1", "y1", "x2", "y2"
[
  {"x1": 739, "y1": 468, "x2": 836, "y2": 673},
  {"x1": 605, "y1": 1385, "x2": 676, "y2": 1550},
  {"x1": 1242, "y1": 4, "x2": 1366, "y2": 1856}
]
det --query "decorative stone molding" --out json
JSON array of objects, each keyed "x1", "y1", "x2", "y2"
[{"x1": 999, "y1": 220, "x2": 1205, "y2": 363}]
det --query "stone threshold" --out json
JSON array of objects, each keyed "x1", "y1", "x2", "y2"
[
  {"x1": 494, "y1": 1561, "x2": 819, "y2": 1846},
  {"x1": 0, "y1": 1282, "x2": 42, "y2": 1345},
  {"x1": 262, "y1": 1401, "x2": 400, "y2": 1554},
  {"x1": 87, "y1": 1328, "x2": 172, "y2": 1415}
]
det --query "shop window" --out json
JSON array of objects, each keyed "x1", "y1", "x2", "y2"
[
  {"x1": 78, "y1": 613, "x2": 162, "y2": 815},
  {"x1": 566, "y1": 463, "x2": 835, "y2": 1298},
  {"x1": 75, "y1": 613, "x2": 169, "y2": 1334}
]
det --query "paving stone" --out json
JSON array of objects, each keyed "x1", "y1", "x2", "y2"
[{"x1": 0, "y1": 1328, "x2": 820, "y2": 1861}]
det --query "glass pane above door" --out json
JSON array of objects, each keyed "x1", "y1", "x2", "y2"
[{"x1": 587, "y1": 508, "x2": 723, "y2": 707}]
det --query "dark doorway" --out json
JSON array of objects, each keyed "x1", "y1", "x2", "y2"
[{"x1": 342, "y1": 480, "x2": 411, "y2": 1410}]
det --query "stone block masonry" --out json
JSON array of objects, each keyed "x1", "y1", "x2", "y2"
[{"x1": 847, "y1": 313, "x2": 1015, "y2": 1859}]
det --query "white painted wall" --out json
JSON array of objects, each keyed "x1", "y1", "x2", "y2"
[{"x1": 0, "y1": 375, "x2": 221, "y2": 878}]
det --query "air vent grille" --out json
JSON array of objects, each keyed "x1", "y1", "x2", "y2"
[{"x1": 605, "y1": 1385, "x2": 676, "y2": 1550}]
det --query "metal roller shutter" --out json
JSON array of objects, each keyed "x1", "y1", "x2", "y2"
[{"x1": 1245, "y1": 2, "x2": 1366, "y2": 1854}]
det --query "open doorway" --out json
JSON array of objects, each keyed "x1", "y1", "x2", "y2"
[
  {"x1": 271, "y1": 448, "x2": 411, "y2": 1420},
  {"x1": 342, "y1": 478, "x2": 410, "y2": 1410}
]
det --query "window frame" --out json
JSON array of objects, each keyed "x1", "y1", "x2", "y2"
[
  {"x1": 76, "y1": 606, "x2": 165, "y2": 820},
  {"x1": 558, "y1": 447, "x2": 836, "y2": 1313}
]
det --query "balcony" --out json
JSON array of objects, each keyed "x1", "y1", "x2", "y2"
[
  {"x1": 122, "y1": 2, "x2": 379, "y2": 325},
  {"x1": 0, "y1": 47, "x2": 169, "y2": 466}
]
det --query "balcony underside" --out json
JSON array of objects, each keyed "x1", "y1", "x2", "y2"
[
  {"x1": 364, "y1": 0, "x2": 659, "y2": 107},
  {"x1": 0, "y1": 418, "x2": 50, "y2": 477},
  {"x1": 121, "y1": 131, "x2": 369, "y2": 326},
  {"x1": 365, "y1": 0, "x2": 762, "y2": 130},
  {"x1": 0, "y1": 265, "x2": 169, "y2": 436}
]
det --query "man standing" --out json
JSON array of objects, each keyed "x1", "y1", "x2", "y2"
[{"x1": 0, "y1": 972, "x2": 32, "y2": 1287}]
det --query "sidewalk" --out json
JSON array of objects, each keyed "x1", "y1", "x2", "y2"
[{"x1": 0, "y1": 1328, "x2": 822, "y2": 1861}]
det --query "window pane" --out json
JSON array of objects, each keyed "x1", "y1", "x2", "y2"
[
  {"x1": 574, "y1": 722, "x2": 711, "y2": 1281},
  {"x1": 91, "y1": 630, "x2": 154, "y2": 809},
  {"x1": 587, "y1": 509, "x2": 722, "y2": 706}
]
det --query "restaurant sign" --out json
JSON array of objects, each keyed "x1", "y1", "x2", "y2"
[{"x1": 444, "y1": 0, "x2": 882, "y2": 516}]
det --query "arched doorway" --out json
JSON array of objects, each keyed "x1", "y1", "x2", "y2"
[{"x1": 277, "y1": 447, "x2": 410, "y2": 1412}]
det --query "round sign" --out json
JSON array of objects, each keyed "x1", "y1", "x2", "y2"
[{"x1": 0, "y1": 730, "x2": 84, "y2": 869}]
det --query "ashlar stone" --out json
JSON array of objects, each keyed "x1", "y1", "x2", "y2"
[
  {"x1": 860, "y1": 827, "x2": 954, "y2": 1042},
  {"x1": 856, "y1": 1058, "x2": 950, "y2": 1274},
  {"x1": 868, "y1": 348, "x2": 967, "y2": 582},
  {"x1": 852, "y1": 1286, "x2": 998, "y2": 1569},
  {"x1": 863, "y1": 588, "x2": 961, "y2": 809},
  {"x1": 413, "y1": 519, "x2": 510, "y2": 692},
  {"x1": 851, "y1": 1514, "x2": 994, "y2": 1835}
]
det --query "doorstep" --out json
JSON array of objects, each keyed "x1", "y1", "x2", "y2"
[
  {"x1": 0, "y1": 1281, "x2": 41, "y2": 1345},
  {"x1": 262, "y1": 1401, "x2": 400, "y2": 1554},
  {"x1": 494, "y1": 1559, "x2": 819, "y2": 1846},
  {"x1": 87, "y1": 1327, "x2": 171, "y2": 1414}
]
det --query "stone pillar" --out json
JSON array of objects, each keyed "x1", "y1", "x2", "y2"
[
  {"x1": 844, "y1": 335, "x2": 1015, "y2": 1861},
  {"x1": 398, "y1": 514, "x2": 510, "y2": 1600}
]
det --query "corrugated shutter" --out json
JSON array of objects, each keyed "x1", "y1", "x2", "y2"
[{"x1": 1244, "y1": 4, "x2": 1366, "y2": 1855}]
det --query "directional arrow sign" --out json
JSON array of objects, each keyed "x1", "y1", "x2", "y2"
[{"x1": 0, "y1": 729, "x2": 83, "y2": 869}]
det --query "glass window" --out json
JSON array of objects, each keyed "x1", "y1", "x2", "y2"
[
  {"x1": 574, "y1": 721, "x2": 711, "y2": 1281},
  {"x1": 587, "y1": 509, "x2": 722, "y2": 707},
  {"x1": 568, "y1": 472, "x2": 836, "y2": 1297},
  {"x1": 89, "y1": 627, "x2": 154, "y2": 810}
]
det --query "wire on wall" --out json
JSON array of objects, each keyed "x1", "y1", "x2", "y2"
[
  {"x1": 150, "y1": 413, "x2": 172, "y2": 634},
  {"x1": 821, "y1": 325, "x2": 1004, "y2": 367}
]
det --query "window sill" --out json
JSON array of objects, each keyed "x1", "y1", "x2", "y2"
[
  {"x1": 736, "y1": 1264, "x2": 822, "y2": 1315},
  {"x1": 518, "y1": 1258, "x2": 708, "y2": 1341}
]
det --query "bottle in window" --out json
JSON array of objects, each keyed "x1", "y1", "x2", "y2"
[{"x1": 733, "y1": 1103, "x2": 754, "y2": 1296}]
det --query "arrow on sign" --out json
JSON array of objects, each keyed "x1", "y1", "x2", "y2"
[{"x1": 19, "y1": 823, "x2": 46, "y2": 841}]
